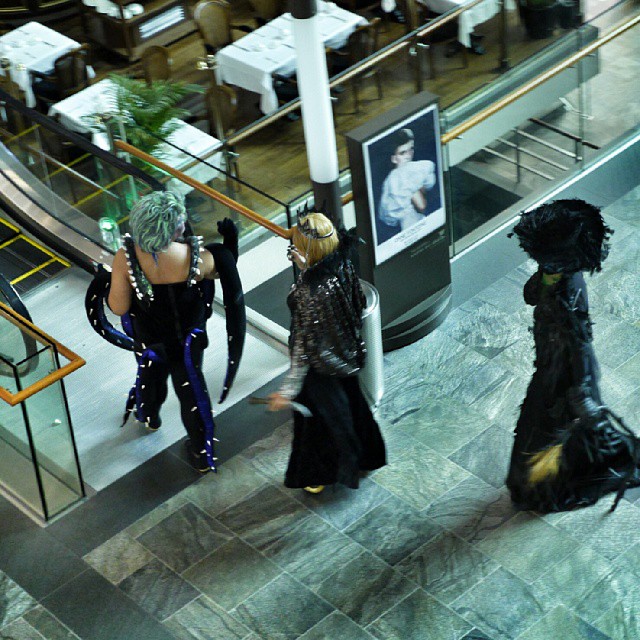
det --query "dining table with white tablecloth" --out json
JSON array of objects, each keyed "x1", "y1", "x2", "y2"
[
  {"x1": 216, "y1": 2, "x2": 367, "y2": 114},
  {"x1": 49, "y1": 79, "x2": 223, "y2": 197},
  {"x1": 416, "y1": 0, "x2": 516, "y2": 48},
  {"x1": 0, "y1": 22, "x2": 95, "y2": 108}
]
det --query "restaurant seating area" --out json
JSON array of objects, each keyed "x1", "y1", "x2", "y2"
[{"x1": 0, "y1": 0, "x2": 634, "y2": 243}]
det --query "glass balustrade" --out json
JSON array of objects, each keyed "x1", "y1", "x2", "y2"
[
  {"x1": 440, "y1": 5, "x2": 639, "y2": 253},
  {"x1": 0, "y1": 302, "x2": 84, "y2": 522},
  {"x1": 116, "y1": 132, "x2": 293, "y2": 247},
  {"x1": 0, "y1": 97, "x2": 157, "y2": 252}
]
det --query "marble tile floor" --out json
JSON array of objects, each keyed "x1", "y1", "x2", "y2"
[{"x1": 1, "y1": 190, "x2": 639, "y2": 639}]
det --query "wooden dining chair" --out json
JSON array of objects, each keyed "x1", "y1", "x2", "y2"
[
  {"x1": 415, "y1": 3, "x2": 468, "y2": 79},
  {"x1": 193, "y1": 0, "x2": 253, "y2": 55},
  {"x1": 247, "y1": 0, "x2": 288, "y2": 26},
  {"x1": 0, "y1": 73, "x2": 27, "y2": 136},
  {"x1": 337, "y1": 0, "x2": 382, "y2": 19},
  {"x1": 205, "y1": 83, "x2": 241, "y2": 185},
  {"x1": 31, "y1": 44, "x2": 91, "y2": 111},
  {"x1": 140, "y1": 46, "x2": 172, "y2": 85},
  {"x1": 328, "y1": 17, "x2": 383, "y2": 113}
]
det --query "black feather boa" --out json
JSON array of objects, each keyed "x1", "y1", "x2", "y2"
[{"x1": 510, "y1": 199, "x2": 613, "y2": 274}]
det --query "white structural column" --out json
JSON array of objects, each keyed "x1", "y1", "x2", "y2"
[{"x1": 291, "y1": 0, "x2": 343, "y2": 223}]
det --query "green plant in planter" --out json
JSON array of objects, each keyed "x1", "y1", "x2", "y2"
[{"x1": 85, "y1": 73, "x2": 204, "y2": 159}]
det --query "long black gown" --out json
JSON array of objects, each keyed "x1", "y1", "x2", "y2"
[
  {"x1": 282, "y1": 236, "x2": 387, "y2": 489},
  {"x1": 506, "y1": 269, "x2": 640, "y2": 512}
]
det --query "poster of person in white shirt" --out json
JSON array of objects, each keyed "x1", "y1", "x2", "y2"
[{"x1": 363, "y1": 104, "x2": 445, "y2": 265}]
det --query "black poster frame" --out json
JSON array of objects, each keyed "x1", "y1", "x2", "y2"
[{"x1": 347, "y1": 91, "x2": 452, "y2": 350}]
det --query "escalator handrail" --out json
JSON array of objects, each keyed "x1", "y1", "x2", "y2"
[
  {"x1": 0, "y1": 272, "x2": 32, "y2": 323},
  {"x1": 0, "y1": 300, "x2": 85, "y2": 406},
  {"x1": 0, "y1": 272, "x2": 39, "y2": 377},
  {"x1": 0, "y1": 87, "x2": 165, "y2": 193}
]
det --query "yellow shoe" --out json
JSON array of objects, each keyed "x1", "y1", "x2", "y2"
[{"x1": 303, "y1": 485, "x2": 325, "y2": 494}]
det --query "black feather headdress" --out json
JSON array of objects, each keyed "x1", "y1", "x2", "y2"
[{"x1": 510, "y1": 199, "x2": 613, "y2": 274}]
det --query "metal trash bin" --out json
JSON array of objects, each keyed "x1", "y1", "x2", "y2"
[{"x1": 359, "y1": 280, "x2": 384, "y2": 410}]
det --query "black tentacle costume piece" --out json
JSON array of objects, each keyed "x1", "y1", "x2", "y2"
[
  {"x1": 205, "y1": 241, "x2": 246, "y2": 402},
  {"x1": 506, "y1": 200, "x2": 640, "y2": 513},
  {"x1": 84, "y1": 221, "x2": 245, "y2": 471}
]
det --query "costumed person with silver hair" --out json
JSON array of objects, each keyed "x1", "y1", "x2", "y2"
[
  {"x1": 267, "y1": 212, "x2": 387, "y2": 493},
  {"x1": 85, "y1": 191, "x2": 245, "y2": 473},
  {"x1": 506, "y1": 199, "x2": 640, "y2": 512}
]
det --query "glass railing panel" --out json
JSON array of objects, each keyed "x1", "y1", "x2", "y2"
[
  {"x1": 120, "y1": 134, "x2": 292, "y2": 247},
  {"x1": 0, "y1": 95, "x2": 160, "y2": 252},
  {"x1": 20, "y1": 345, "x2": 83, "y2": 519},
  {"x1": 0, "y1": 303, "x2": 84, "y2": 520},
  {"x1": 0, "y1": 351, "x2": 48, "y2": 520},
  {"x1": 572, "y1": 16, "x2": 640, "y2": 162},
  {"x1": 441, "y1": 9, "x2": 639, "y2": 254},
  {"x1": 210, "y1": 0, "x2": 635, "y2": 221}
]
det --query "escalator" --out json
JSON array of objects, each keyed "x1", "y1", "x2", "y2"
[
  {"x1": 0, "y1": 87, "x2": 165, "y2": 273},
  {"x1": 0, "y1": 214, "x2": 69, "y2": 295}
]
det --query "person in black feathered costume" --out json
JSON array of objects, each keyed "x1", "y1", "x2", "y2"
[
  {"x1": 267, "y1": 212, "x2": 387, "y2": 493},
  {"x1": 506, "y1": 199, "x2": 640, "y2": 513}
]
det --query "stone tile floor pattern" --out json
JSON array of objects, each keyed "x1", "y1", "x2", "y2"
[{"x1": 1, "y1": 189, "x2": 638, "y2": 639}]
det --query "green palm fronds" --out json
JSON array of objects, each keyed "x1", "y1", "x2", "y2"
[{"x1": 84, "y1": 74, "x2": 204, "y2": 162}]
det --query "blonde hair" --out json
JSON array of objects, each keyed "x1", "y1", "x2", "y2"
[{"x1": 292, "y1": 213, "x2": 339, "y2": 267}]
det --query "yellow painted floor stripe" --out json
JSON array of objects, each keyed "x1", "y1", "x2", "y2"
[
  {"x1": 10, "y1": 258, "x2": 60, "y2": 285},
  {"x1": 72, "y1": 175, "x2": 129, "y2": 209},
  {"x1": 16, "y1": 235, "x2": 71, "y2": 266},
  {"x1": 0, "y1": 236, "x2": 20, "y2": 251},
  {"x1": 0, "y1": 217, "x2": 20, "y2": 233},
  {"x1": 0, "y1": 220, "x2": 70, "y2": 283},
  {"x1": 4, "y1": 125, "x2": 38, "y2": 144},
  {"x1": 47, "y1": 153, "x2": 92, "y2": 179}
]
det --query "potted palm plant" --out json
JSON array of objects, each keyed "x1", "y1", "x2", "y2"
[
  {"x1": 85, "y1": 73, "x2": 204, "y2": 161},
  {"x1": 519, "y1": 0, "x2": 559, "y2": 39}
]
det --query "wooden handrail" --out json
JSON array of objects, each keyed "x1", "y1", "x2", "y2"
[
  {"x1": 0, "y1": 301, "x2": 85, "y2": 407},
  {"x1": 441, "y1": 14, "x2": 640, "y2": 144},
  {"x1": 114, "y1": 141, "x2": 294, "y2": 239}
]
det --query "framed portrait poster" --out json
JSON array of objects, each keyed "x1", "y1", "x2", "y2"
[
  {"x1": 361, "y1": 102, "x2": 445, "y2": 265},
  {"x1": 347, "y1": 92, "x2": 452, "y2": 350}
]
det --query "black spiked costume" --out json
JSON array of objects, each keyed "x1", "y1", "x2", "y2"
[
  {"x1": 85, "y1": 219, "x2": 245, "y2": 472},
  {"x1": 506, "y1": 199, "x2": 640, "y2": 512}
]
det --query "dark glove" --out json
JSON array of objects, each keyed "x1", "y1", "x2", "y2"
[
  {"x1": 567, "y1": 381, "x2": 603, "y2": 421},
  {"x1": 217, "y1": 218, "x2": 239, "y2": 262},
  {"x1": 93, "y1": 263, "x2": 112, "y2": 290}
]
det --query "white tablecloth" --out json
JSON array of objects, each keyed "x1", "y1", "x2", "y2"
[
  {"x1": 0, "y1": 22, "x2": 95, "y2": 108},
  {"x1": 417, "y1": 0, "x2": 515, "y2": 47},
  {"x1": 217, "y1": 3, "x2": 366, "y2": 114},
  {"x1": 49, "y1": 80, "x2": 223, "y2": 196}
]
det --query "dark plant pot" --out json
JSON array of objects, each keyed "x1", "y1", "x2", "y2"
[
  {"x1": 520, "y1": 3, "x2": 558, "y2": 39},
  {"x1": 557, "y1": 0, "x2": 580, "y2": 28}
]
